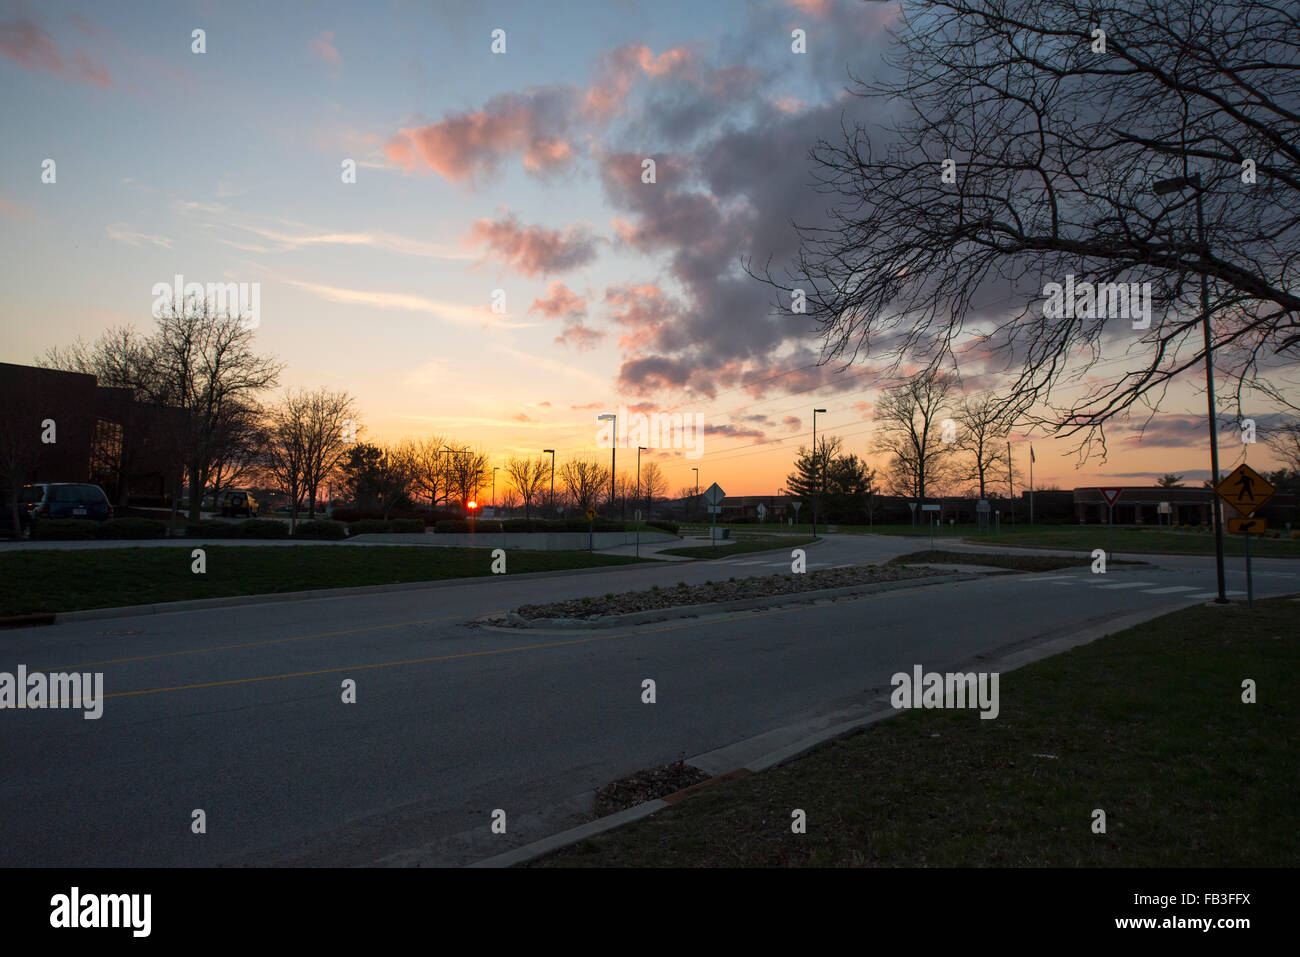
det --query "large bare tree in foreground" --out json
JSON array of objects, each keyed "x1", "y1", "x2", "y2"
[{"x1": 765, "y1": 0, "x2": 1300, "y2": 457}]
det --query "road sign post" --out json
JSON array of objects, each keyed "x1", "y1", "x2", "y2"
[
  {"x1": 1216, "y1": 465, "x2": 1274, "y2": 608},
  {"x1": 586, "y1": 505, "x2": 598, "y2": 551},
  {"x1": 1245, "y1": 530, "x2": 1253, "y2": 609},
  {"x1": 791, "y1": 500, "x2": 803, "y2": 537},
  {"x1": 1100, "y1": 488, "x2": 1123, "y2": 562},
  {"x1": 702, "y1": 482, "x2": 726, "y2": 547},
  {"x1": 921, "y1": 504, "x2": 940, "y2": 548}
]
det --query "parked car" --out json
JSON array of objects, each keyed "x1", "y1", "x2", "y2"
[
  {"x1": 16, "y1": 483, "x2": 113, "y2": 538},
  {"x1": 216, "y1": 489, "x2": 259, "y2": 517}
]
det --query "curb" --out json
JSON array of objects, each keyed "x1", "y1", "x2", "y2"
[
  {"x1": 466, "y1": 597, "x2": 1203, "y2": 868},
  {"x1": 483, "y1": 571, "x2": 972, "y2": 630},
  {"x1": 20, "y1": 559, "x2": 659, "y2": 627}
]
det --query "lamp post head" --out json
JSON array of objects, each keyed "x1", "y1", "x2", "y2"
[{"x1": 1153, "y1": 173, "x2": 1202, "y2": 195}]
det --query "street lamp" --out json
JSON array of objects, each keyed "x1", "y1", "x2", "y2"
[
  {"x1": 692, "y1": 466, "x2": 699, "y2": 523},
  {"x1": 492, "y1": 466, "x2": 498, "y2": 513},
  {"x1": 1153, "y1": 172, "x2": 1227, "y2": 604},
  {"x1": 636, "y1": 446, "x2": 647, "y2": 557},
  {"x1": 813, "y1": 408, "x2": 827, "y2": 536},
  {"x1": 543, "y1": 449, "x2": 555, "y2": 515},
  {"x1": 598, "y1": 413, "x2": 616, "y2": 514}
]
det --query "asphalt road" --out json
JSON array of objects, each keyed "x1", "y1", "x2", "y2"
[{"x1": 1, "y1": 533, "x2": 1295, "y2": 866}]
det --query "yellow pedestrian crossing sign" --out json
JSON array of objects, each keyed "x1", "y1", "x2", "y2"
[{"x1": 1215, "y1": 464, "x2": 1274, "y2": 517}]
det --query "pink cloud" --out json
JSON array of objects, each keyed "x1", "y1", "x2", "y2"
[
  {"x1": 585, "y1": 44, "x2": 692, "y2": 120},
  {"x1": 0, "y1": 17, "x2": 112, "y2": 87},
  {"x1": 466, "y1": 214, "x2": 598, "y2": 277},
  {"x1": 385, "y1": 90, "x2": 576, "y2": 182},
  {"x1": 311, "y1": 30, "x2": 342, "y2": 66},
  {"x1": 529, "y1": 281, "x2": 587, "y2": 320},
  {"x1": 789, "y1": 0, "x2": 833, "y2": 16},
  {"x1": 554, "y1": 323, "x2": 605, "y2": 351}
]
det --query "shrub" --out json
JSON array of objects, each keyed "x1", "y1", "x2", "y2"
[
  {"x1": 391, "y1": 519, "x2": 426, "y2": 534},
  {"x1": 647, "y1": 520, "x2": 679, "y2": 535},
  {"x1": 434, "y1": 519, "x2": 504, "y2": 533},
  {"x1": 347, "y1": 519, "x2": 394, "y2": 535},
  {"x1": 331, "y1": 507, "x2": 458, "y2": 526},
  {"x1": 237, "y1": 519, "x2": 289, "y2": 539},
  {"x1": 185, "y1": 521, "x2": 236, "y2": 538},
  {"x1": 95, "y1": 518, "x2": 167, "y2": 539},
  {"x1": 33, "y1": 519, "x2": 99, "y2": 540},
  {"x1": 294, "y1": 519, "x2": 347, "y2": 540}
]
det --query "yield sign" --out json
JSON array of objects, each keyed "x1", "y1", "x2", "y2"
[
  {"x1": 702, "y1": 482, "x2": 726, "y2": 505},
  {"x1": 1100, "y1": 487, "x2": 1123, "y2": 507},
  {"x1": 1216, "y1": 463, "x2": 1274, "y2": 517}
]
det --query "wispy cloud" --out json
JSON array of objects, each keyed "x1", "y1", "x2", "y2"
[
  {"x1": 106, "y1": 223, "x2": 172, "y2": 248},
  {"x1": 286, "y1": 278, "x2": 532, "y2": 330}
]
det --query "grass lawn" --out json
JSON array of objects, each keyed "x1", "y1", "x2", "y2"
[
  {"x1": 886, "y1": 549, "x2": 1145, "y2": 572},
  {"x1": 658, "y1": 535, "x2": 819, "y2": 560},
  {"x1": 0, "y1": 546, "x2": 648, "y2": 616},
  {"x1": 837, "y1": 522, "x2": 1300, "y2": 558},
  {"x1": 533, "y1": 596, "x2": 1298, "y2": 867}
]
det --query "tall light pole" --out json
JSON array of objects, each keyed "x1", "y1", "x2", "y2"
[
  {"x1": 813, "y1": 408, "x2": 827, "y2": 536},
  {"x1": 492, "y1": 466, "x2": 498, "y2": 513},
  {"x1": 597, "y1": 414, "x2": 617, "y2": 514},
  {"x1": 1154, "y1": 172, "x2": 1226, "y2": 603},
  {"x1": 636, "y1": 446, "x2": 647, "y2": 556},
  {"x1": 692, "y1": 466, "x2": 699, "y2": 523},
  {"x1": 543, "y1": 449, "x2": 555, "y2": 515}
]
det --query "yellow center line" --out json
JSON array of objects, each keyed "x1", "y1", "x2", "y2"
[
  {"x1": 102, "y1": 632, "x2": 631, "y2": 699},
  {"x1": 41, "y1": 613, "x2": 481, "y2": 672},
  {"x1": 99, "y1": 577, "x2": 977, "y2": 700}
]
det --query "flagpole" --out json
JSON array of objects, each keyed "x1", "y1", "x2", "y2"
[{"x1": 1007, "y1": 440, "x2": 1014, "y2": 526}]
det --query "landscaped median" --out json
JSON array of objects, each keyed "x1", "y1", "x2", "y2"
[
  {"x1": 0, "y1": 546, "x2": 648, "y2": 618},
  {"x1": 486, "y1": 562, "x2": 965, "y2": 629},
  {"x1": 527, "y1": 596, "x2": 1298, "y2": 867}
]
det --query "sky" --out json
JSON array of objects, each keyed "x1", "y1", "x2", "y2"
[{"x1": 0, "y1": 0, "x2": 1292, "y2": 498}]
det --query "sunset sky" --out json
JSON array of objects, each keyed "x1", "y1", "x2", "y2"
[{"x1": 1, "y1": 0, "x2": 1291, "y2": 497}]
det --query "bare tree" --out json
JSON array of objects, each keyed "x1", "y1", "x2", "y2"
[
  {"x1": 443, "y1": 443, "x2": 490, "y2": 508},
  {"x1": 762, "y1": 0, "x2": 1300, "y2": 456},
  {"x1": 301, "y1": 389, "x2": 358, "y2": 516},
  {"x1": 150, "y1": 296, "x2": 282, "y2": 522},
  {"x1": 560, "y1": 458, "x2": 610, "y2": 515},
  {"x1": 1267, "y1": 422, "x2": 1300, "y2": 473},
  {"x1": 639, "y1": 460, "x2": 668, "y2": 517},
  {"x1": 872, "y1": 369, "x2": 956, "y2": 503},
  {"x1": 263, "y1": 391, "x2": 311, "y2": 534},
  {"x1": 954, "y1": 394, "x2": 1015, "y2": 499},
  {"x1": 503, "y1": 455, "x2": 549, "y2": 519},
  {"x1": 406, "y1": 436, "x2": 449, "y2": 508}
]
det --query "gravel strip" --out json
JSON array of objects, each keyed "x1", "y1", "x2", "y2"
[
  {"x1": 512, "y1": 563, "x2": 940, "y2": 621},
  {"x1": 592, "y1": 762, "x2": 712, "y2": 818}
]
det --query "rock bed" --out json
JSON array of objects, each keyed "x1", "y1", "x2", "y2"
[
  {"x1": 592, "y1": 761, "x2": 712, "y2": 818},
  {"x1": 512, "y1": 563, "x2": 942, "y2": 621}
]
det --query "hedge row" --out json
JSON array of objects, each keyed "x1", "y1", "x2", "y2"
[{"x1": 433, "y1": 518, "x2": 639, "y2": 534}]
